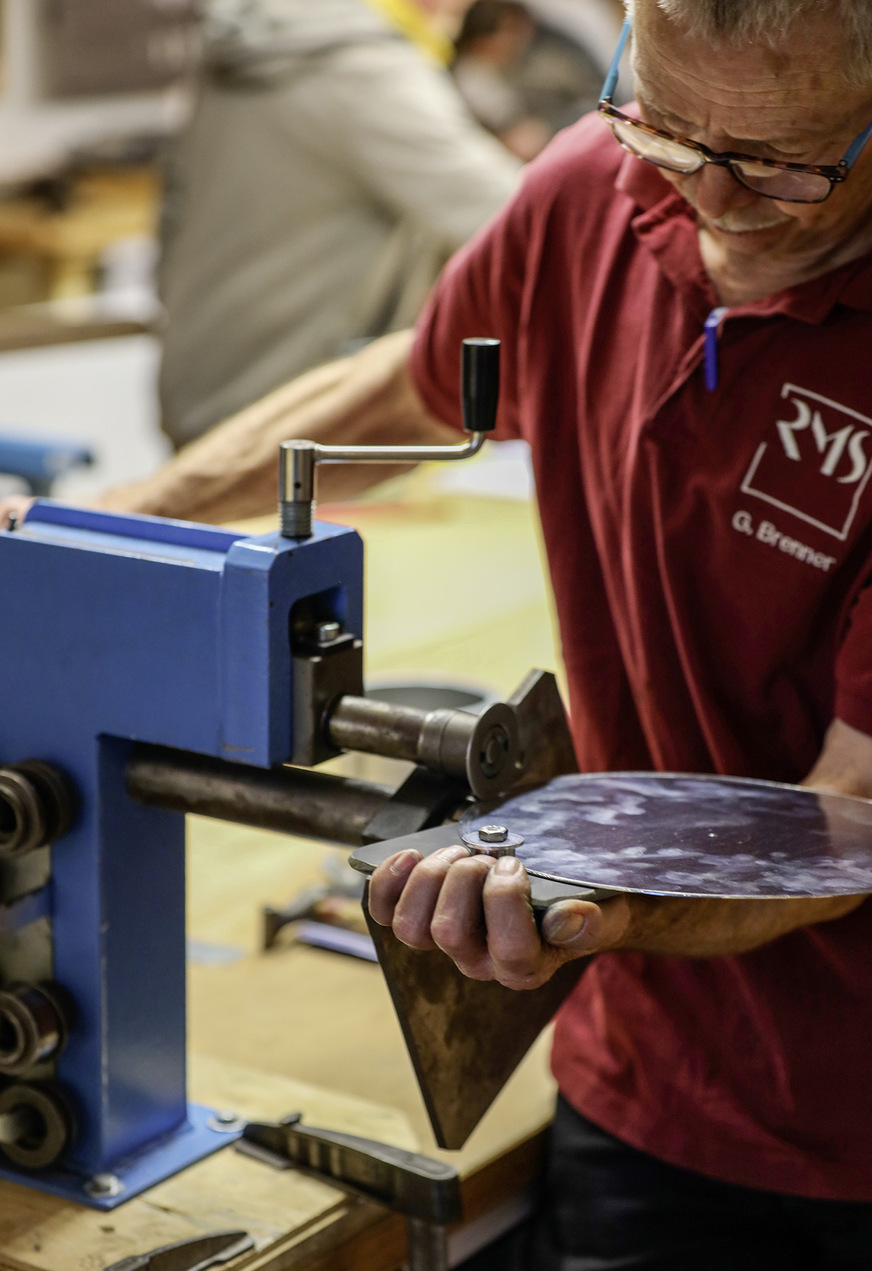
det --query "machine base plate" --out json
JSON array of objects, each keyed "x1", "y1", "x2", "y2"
[{"x1": 0, "y1": 1103, "x2": 241, "y2": 1210}]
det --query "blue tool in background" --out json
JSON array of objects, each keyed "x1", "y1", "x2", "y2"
[{"x1": 0, "y1": 432, "x2": 94, "y2": 496}]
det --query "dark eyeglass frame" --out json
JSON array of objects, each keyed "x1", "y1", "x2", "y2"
[{"x1": 598, "y1": 18, "x2": 872, "y2": 205}]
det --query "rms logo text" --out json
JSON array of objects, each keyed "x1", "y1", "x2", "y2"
[
  {"x1": 740, "y1": 383, "x2": 872, "y2": 541},
  {"x1": 776, "y1": 392, "x2": 869, "y2": 485}
]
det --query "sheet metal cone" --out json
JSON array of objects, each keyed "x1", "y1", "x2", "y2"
[{"x1": 364, "y1": 890, "x2": 588, "y2": 1150}]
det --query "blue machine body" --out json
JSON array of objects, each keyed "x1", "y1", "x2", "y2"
[{"x1": 0, "y1": 502, "x2": 364, "y2": 1207}]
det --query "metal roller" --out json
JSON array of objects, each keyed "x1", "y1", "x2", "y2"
[
  {"x1": 0, "y1": 761, "x2": 74, "y2": 858},
  {"x1": 326, "y1": 696, "x2": 519, "y2": 800},
  {"x1": 0, "y1": 1082, "x2": 72, "y2": 1170},
  {"x1": 0, "y1": 982, "x2": 69, "y2": 1077},
  {"x1": 126, "y1": 745, "x2": 394, "y2": 846}
]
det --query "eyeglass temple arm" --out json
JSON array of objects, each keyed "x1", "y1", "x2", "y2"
[
  {"x1": 843, "y1": 118, "x2": 872, "y2": 169},
  {"x1": 601, "y1": 16, "x2": 632, "y2": 102}
]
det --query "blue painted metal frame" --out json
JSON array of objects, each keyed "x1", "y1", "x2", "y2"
[{"x1": 0, "y1": 502, "x2": 364, "y2": 1206}]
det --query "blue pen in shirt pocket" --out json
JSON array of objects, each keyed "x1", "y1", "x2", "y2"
[{"x1": 704, "y1": 306, "x2": 728, "y2": 391}]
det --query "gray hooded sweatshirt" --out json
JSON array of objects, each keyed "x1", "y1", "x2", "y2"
[{"x1": 158, "y1": 0, "x2": 520, "y2": 445}]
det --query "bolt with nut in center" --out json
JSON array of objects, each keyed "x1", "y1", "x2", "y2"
[
  {"x1": 461, "y1": 823, "x2": 523, "y2": 857},
  {"x1": 479, "y1": 825, "x2": 508, "y2": 844}
]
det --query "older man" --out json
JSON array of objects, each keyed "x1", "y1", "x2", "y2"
[{"x1": 8, "y1": 0, "x2": 872, "y2": 1263}]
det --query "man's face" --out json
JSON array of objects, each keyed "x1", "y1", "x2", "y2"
[{"x1": 632, "y1": 0, "x2": 872, "y2": 270}]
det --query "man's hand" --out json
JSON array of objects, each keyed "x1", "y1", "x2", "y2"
[
  {"x1": 369, "y1": 833, "x2": 864, "y2": 988},
  {"x1": 0, "y1": 496, "x2": 34, "y2": 530},
  {"x1": 369, "y1": 845, "x2": 633, "y2": 990},
  {"x1": 370, "y1": 717, "x2": 872, "y2": 989}
]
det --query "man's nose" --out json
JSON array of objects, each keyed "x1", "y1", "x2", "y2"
[{"x1": 691, "y1": 162, "x2": 760, "y2": 219}]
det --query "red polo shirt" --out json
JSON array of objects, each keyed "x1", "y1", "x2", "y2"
[{"x1": 411, "y1": 113, "x2": 872, "y2": 1200}]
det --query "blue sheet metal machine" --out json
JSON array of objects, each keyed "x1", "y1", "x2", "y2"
[
  {"x1": 0, "y1": 502, "x2": 365, "y2": 1206},
  {"x1": 0, "y1": 338, "x2": 505, "y2": 1209}
]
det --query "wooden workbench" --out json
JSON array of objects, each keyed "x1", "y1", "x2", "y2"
[{"x1": 0, "y1": 464, "x2": 564, "y2": 1271}]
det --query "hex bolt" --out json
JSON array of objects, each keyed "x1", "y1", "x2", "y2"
[
  {"x1": 479, "y1": 825, "x2": 508, "y2": 844},
  {"x1": 461, "y1": 824, "x2": 524, "y2": 857}
]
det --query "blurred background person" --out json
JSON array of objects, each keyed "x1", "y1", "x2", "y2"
[
  {"x1": 452, "y1": 0, "x2": 609, "y2": 160},
  {"x1": 157, "y1": 0, "x2": 522, "y2": 448}
]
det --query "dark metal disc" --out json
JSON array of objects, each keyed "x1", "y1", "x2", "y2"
[{"x1": 460, "y1": 773, "x2": 872, "y2": 899}]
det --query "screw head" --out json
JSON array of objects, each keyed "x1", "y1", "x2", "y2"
[
  {"x1": 85, "y1": 1173, "x2": 124, "y2": 1198},
  {"x1": 207, "y1": 1109, "x2": 244, "y2": 1133},
  {"x1": 479, "y1": 825, "x2": 508, "y2": 844},
  {"x1": 316, "y1": 621, "x2": 341, "y2": 645}
]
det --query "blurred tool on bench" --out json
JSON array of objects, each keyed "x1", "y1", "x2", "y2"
[{"x1": 0, "y1": 433, "x2": 94, "y2": 497}]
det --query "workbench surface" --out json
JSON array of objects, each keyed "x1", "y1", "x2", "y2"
[{"x1": 0, "y1": 463, "x2": 563, "y2": 1271}]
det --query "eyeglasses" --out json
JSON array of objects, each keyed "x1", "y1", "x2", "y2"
[{"x1": 598, "y1": 18, "x2": 872, "y2": 204}]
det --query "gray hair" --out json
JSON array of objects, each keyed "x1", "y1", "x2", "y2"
[{"x1": 628, "y1": 0, "x2": 872, "y2": 86}]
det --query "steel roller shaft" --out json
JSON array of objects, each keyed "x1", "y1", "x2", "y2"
[
  {"x1": 126, "y1": 745, "x2": 394, "y2": 846},
  {"x1": 0, "y1": 1106, "x2": 40, "y2": 1146},
  {"x1": 326, "y1": 695, "x2": 518, "y2": 801}
]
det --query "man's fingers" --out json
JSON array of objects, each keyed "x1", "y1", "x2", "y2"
[
  {"x1": 430, "y1": 854, "x2": 496, "y2": 977},
  {"x1": 541, "y1": 894, "x2": 632, "y2": 953},
  {"x1": 368, "y1": 849, "x2": 422, "y2": 926},
  {"x1": 480, "y1": 855, "x2": 543, "y2": 981},
  {"x1": 391, "y1": 845, "x2": 471, "y2": 950},
  {"x1": 371, "y1": 849, "x2": 635, "y2": 990}
]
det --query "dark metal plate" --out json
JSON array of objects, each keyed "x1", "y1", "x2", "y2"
[{"x1": 461, "y1": 773, "x2": 872, "y2": 899}]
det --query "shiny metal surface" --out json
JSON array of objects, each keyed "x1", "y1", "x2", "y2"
[
  {"x1": 299, "y1": 431, "x2": 487, "y2": 467},
  {"x1": 279, "y1": 338, "x2": 499, "y2": 537},
  {"x1": 461, "y1": 826, "x2": 524, "y2": 857},
  {"x1": 278, "y1": 433, "x2": 486, "y2": 540},
  {"x1": 479, "y1": 824, "x2": 508, "y2": 843},
  {"x1": 461, "y1": 773, "x2": 872, "y2": 898}
]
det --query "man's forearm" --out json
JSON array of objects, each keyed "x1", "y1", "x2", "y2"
[
  {"x1": 97, "y1": 330, "x2": 457, "y2": 524},
  {"x1": 614, "y1": 891, "x2": 863, "y2": 959},
  {"x1": 600, "y1": 717, "x2": 872, "y2": 960}
]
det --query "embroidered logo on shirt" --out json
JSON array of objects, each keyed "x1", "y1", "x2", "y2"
[{"x1": 740, "y1": 383, "x2": 872, "y2": 541}]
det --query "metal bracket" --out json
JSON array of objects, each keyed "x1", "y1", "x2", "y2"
[{"x1": 361, "y1": 766, "x2": 469, "y2": 845}]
